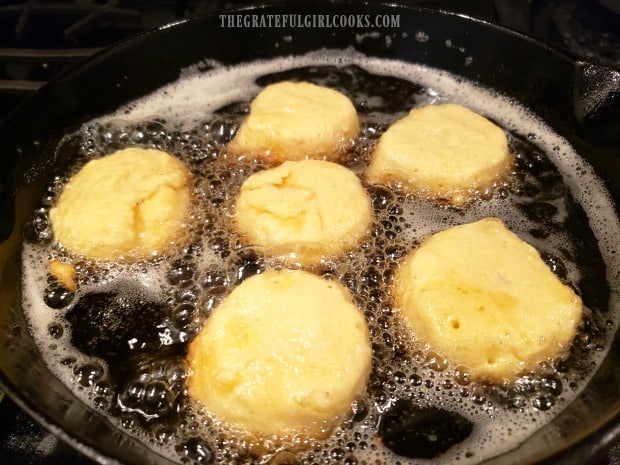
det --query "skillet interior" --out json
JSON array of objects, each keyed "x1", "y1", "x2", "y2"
[{"x1": 0, "y1": 3, "x2": 619, "y2": 464}]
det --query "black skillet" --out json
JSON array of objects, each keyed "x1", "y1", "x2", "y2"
[{"x1": 0, "y1": 2, "x2": 619, "y2": 464}]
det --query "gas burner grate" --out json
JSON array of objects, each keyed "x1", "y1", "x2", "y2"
[
  {"x1": 2, "y1": 0, "x2": 140, "y2": 42},
  {"x1": 0, "y1": 0, "x2": 195, "y2": 120}
]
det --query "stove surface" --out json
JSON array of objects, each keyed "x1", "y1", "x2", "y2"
[{"x1": 1, "y1": 0, "x2": 619, "y2": 121}]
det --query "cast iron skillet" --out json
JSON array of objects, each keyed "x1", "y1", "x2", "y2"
[{"x1": 0, "y1": 2, "x2": 619, "y2": 464}]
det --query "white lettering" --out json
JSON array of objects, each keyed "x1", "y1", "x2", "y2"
[{"x1": 216, "y1": 13, "x2": 402, "y2": 29}]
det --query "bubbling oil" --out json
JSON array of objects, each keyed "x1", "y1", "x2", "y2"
[{"x1": 21, "y1": 52, "x2": 620, "y2": 465}]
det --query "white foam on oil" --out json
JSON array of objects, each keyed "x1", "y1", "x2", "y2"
[
  {"x1": 22, "y1": 48, "x2": 620, "y2": 465},
  {"x1": 96, "y1": 47, "x2": 620, "y2": 289}
]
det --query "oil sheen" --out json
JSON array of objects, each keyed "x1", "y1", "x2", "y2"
[{"x1": 21, "y1": 50, "x2": 620, "y2": 465}]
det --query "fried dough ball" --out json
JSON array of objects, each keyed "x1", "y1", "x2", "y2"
[
  {"x1": 227, "y1": 81, "x2": 359, "y2": 161},
  {"x1": 49, "y1": 148, "x2": 190, "y2": 260},
  {"x1": 235, "y1": 160, "x2": 372, "y2": 265},
  {"x1": 48, "y1": 260, "x2": 76, "y2": 293},
  {"x1": 366, "y1": 104, "x2": 510, "y2": 205},
  {"x1": 187, "y1": 269, "x2": 372, "y2": 437},
  {"x1": 393, "y1": 217, "x2": 582, "y2": 381}
]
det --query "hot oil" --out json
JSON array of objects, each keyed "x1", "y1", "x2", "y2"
[{"x1": 21, "y1": 54, "x2": 620, "y2": 465}]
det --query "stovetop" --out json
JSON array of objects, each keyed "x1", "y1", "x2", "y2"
[
  {"x1": 0, "y1": 1, "x2": 619, "y2": 464},
  {"x1": 1, "y1": 0, "x2": 619, "y2": 124}
]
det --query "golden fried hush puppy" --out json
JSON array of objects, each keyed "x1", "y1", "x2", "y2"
[
  {"x1": 235, "y1": 160, "x2": 372, "y2": 265},
  {"x1": 48, "y1": 260, "x2": 76, "y2": 293},
  {"x1": 393, "y1": 217, "x2": 582, "y2": 381},
  {"x1": 366, "y1": 103, "x2": 510, "y2": 205},
  {"x1": 187, "y1": 269, "x2": 372, "y2": 437},
  {"x1": 49, "y1": 148, "x2": 190, "y2": 260},
  {"x1": 228, "y1": 81, "x2": 359, "y2": 161}
]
